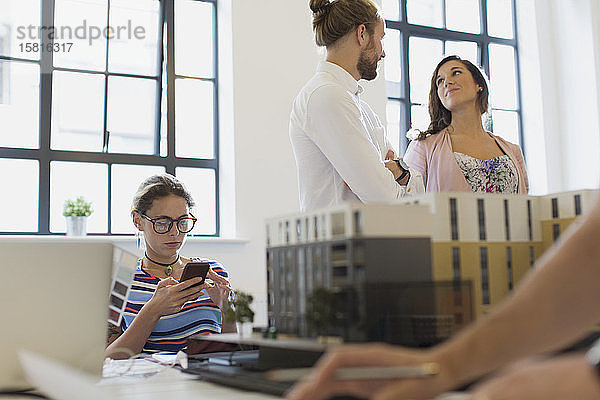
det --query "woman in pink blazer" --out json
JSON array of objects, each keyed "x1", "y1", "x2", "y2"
[{"x1": 403, "y1": 55, "x2": 529, "y2": 194}]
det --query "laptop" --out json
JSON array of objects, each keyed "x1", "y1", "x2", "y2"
[
  {"x1": 184, "y1": 333, "x2": 327, "y2": 397},
  {"x1": 0, "y1": 238, "x2": 115, "y2": 391}
]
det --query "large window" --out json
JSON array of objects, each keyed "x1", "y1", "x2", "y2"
[
  {"x1": 382, "y1": 0, "x2": 522, "y2": 155},
  {"x1": 0, "y1": 0, "x2": 219, "y2": 235}
]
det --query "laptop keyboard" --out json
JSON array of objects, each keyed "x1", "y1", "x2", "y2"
[{"x1": 184, "y1": 362, "x2": 292, "y2": 397}]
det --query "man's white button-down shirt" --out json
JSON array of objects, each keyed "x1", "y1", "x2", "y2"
[{"x1": 290, "y1": 61, "x2": 424, "y2": 212}]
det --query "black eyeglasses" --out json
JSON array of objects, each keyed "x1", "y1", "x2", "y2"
[{"x1": 141, "y1": 213, "x2": 197, "y2": 234}]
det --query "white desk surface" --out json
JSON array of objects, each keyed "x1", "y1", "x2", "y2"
[
  {"x1": 16, "y1": 356, "x2": 464, "y2": 400},
  {"x1": 99, "y1": 358, "x2": 280, "y2": 400},
  {"x1": 98, "y1": 359, "x2": 467, "y2": 400}
]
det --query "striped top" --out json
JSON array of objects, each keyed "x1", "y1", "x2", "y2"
[{"x1": 121, "y1": 257, "x2": 229, "y2": 354}]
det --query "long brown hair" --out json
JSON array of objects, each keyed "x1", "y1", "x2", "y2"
[
  {"x1": 309, "y1": 0, "x2": 381, "y2": 48},
  {"x1": 415, "y1": 55, "x2": 490, "y2": 140}
]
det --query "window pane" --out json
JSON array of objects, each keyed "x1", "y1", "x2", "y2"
[
  {"x1": 445, "y1": 41, "x2": 478, "y2": 65},
  {"x1": 492, "y1": 110, "x2": 519, "y2": 145},
  {"x1": 489, "y1": 43, "x2": 517, "y2": 109},
  {"x1": 111, "y1": 164, "x2": 165, "y2": 234},
  {"x1": 108, "y1": 0, "x2": 161, "y2": 76},
  {"x1": 160, "y1": 69, "x2": 168, "y2": 157},
  {"x1": 175, "y1": 167, "x2": 216, "y2": 235},
  {"x1": 446, "y1": 0, "x2": 480, "y2": 34},
  {"x1": 487, "y1": 0, "x2": 514, "y2": 39},
  {"x1": 407, "y1": 0, "x2": 443, "y2": 28},
  {"x1": 409, "y1": 37, "x2": 442, "y2": 104},
  {"x1": 384, "y1": 29, "x2": 401, "y2": 83},
  {"x1": 175, "y1": 0, "x2": 213, "y2": 78},
  {"x1": 0, "y1": 61, "x2": 39, "y2": 149},
  {"x1": 382, "y1": 0, "x2": 400, "y2": 21},
  {"x1": 107, "y1": 76, "x2": 158, "y2": 154},
  {"x1": 0, "y1": 158, "x2": 38, "y2": 232},
  {"x1": 51, "y1": 71, "x2": 105, "y2": 152},
  {"x1": 53, "y1": 0, "x2": 108, "y2": 71},
  {"x1": 50, "y1": 161, "x2": 108, "y2": 233},
  {"x1": 411, "y1": 104, "x2": 430, "y2": 132},
  {"x1": 386, "y1": 100, "x2": 401, "y2": 154},
  {"x1": 159, "y1": 45, "x2": 168, "y2": 157},
  {"x1": 1, "y1": 0, "x2": 41, "y2": 61},
  {"x1": 175, "y1": 78, "x2": 213, "y2": 159}
]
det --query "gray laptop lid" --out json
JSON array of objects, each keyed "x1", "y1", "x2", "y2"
[{"x1": 0, "y1": 238, "x2": 114, "y2": 390}]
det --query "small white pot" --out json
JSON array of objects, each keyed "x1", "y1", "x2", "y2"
[
  {"x1": 236, "y1": 322, "x2": 250, "y2": 338},
  {"x1": 65, "y1": 216, "x2": 88, "y2": 236}
]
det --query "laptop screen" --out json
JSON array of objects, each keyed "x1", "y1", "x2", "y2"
[{"x1": 0, "y1": 238, "x2": 116, "y2": 390}]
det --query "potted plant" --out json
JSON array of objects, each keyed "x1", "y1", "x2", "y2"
[
  {"x1": 63, "y1": 196, "x2": 93, "y2": 236},
  {"x1": 224, "y1": 290, "x2": 255, "y2": 337}
]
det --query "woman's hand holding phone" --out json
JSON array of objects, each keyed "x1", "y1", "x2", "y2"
[
  {"x1": 204, "y1": 268, "x2": 232, "y2": 311},
  {"x1": 146, "y1": 276, "x2": 206, "y2": 317},
  {"x1": 178, "y1": 261, "x2": 231, "y2": 310},
  {"x1": 180, "y1": 262, "x2": 210, "y2": 286}
]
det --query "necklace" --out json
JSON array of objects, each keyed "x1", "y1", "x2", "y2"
[{"x1": 144, "y1": 252, "x2": 180, "y2": 276}]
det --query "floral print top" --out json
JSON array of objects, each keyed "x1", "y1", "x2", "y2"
[{"x1": 454, "y1": 152, "x2": 518, "y2": 194}]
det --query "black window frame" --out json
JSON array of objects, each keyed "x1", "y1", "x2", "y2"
[
  {"x1": 552, "y1": 223, "x2": 560, "y2": 242},
  {"x1": 449, "y1": 197, "x2": 459, "y2": 240},
  {"x1": 0, "y1": 0, "x2": 220, "y2": 236},
  {"x1": 479, "y1": 246, "x2": 489, "y2": 305},
  {"x1": 506, "y1": 245, "x2": 513, "y2": 291},
  {"x1": 574, "y1": 194, "x2": 582, "y2": 216},
  {"x1": 477, "y1": 198, "x2": 486, "y2": 241},
  {"x1": 384, "y1": 0, "x2": 523, "y2": 155},
  {"x1": 551, "y1": 197, "x2": 559, "y2": 219},
  {"x1": 503, "y1": 198, "x2": 510, "y2": 241}
]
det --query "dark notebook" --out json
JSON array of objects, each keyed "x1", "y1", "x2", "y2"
[{"x1": 183, "y1": 348, "x2": 359, "y2": 399}]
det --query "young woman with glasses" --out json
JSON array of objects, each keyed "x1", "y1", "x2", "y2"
[{"x1": 106, "y1": 173, "x2": 235, "y2": 359}]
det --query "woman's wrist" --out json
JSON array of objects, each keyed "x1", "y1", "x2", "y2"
[
  {"x1": 217, "y1": 298, "x2": 230, "y2": 312},
  {"x1": 139, "y1": 301, "x2": 163, "y2": 323},
  {"x1": 425, "y1": 346, "x2": 464, "y2": 393}
]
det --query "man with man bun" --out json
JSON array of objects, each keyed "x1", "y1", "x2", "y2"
[{"x1": 289, "y1": 0, "x2": 423, "y2": 212}]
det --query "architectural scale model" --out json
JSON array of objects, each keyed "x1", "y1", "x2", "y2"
[{"x1": 265, "y1": 190, "x2": 598, "y2": 346}]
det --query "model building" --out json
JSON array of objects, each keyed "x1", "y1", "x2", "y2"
[{"x1": 265, "y1": 190, "x2": 597, "y2": 346}]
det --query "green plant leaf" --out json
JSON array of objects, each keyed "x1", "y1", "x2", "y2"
[
  {"x1": 224, "y1": 290, "x2": 255, "y2": 324},
  {"x1": 63, "y1": 196, "x2": 94, "y2": 217}
]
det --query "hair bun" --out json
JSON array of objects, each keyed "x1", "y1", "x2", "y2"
[{"x1": 310, "y1": 0, "x2": 331, "y2": 14}]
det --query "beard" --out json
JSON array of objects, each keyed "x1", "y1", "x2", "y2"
[{"x1": 356, "y1": 38, "x2": 380, "y2": 81}]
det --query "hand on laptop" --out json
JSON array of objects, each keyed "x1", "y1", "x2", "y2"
[
  {"x1": 146, "y1": 277, "x2": 206, "y2": 316},
  {"x1": 286, "y1": 343, "x2": 448, "y2": 400}
]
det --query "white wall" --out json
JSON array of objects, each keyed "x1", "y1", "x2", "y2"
[
  {"x1": 520, "y1": 0, "x2": 600, "y2": 193},
  {"x1": 591, "y1": 0, "x2": 600, "y2": 145}
]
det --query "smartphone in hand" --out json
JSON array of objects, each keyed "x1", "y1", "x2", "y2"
[{"x1": 180, "y1": 262, "x2": 210, "y2": 288}]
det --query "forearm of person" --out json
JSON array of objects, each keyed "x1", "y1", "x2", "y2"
[
  {"x1": 403, "y1": 142, "x2": 427, "y2": 190},
  {"x1": 469, "y1": 353, "x2": 600, "y2": 400},
  {"x1": 434, "y1": 199, "x2": 600, "y2": 386},
  {"x1": 105, "y1": 305, "x2": 161, "y2": 359},
  {"x1": 221, "y1": 320, "x2": 237, "y2": 333},
  {"x1": 404, "y1": 168, "x2": 424, "y2": 193}
]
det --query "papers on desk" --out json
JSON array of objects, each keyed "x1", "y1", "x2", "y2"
[
  {"x1": 150, "y1": 350, "x2": 188, "y2": 369},
  {"x1": 102, "y1": 357, "x2": 168, "y2": 379},
  {"x1": 19, "y1": 349, "x2": 279, "y2": 400}
]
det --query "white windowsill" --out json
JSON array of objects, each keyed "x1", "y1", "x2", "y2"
[{"x1": 0, "y1": 235, "x2": 250, "y2": 244}]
